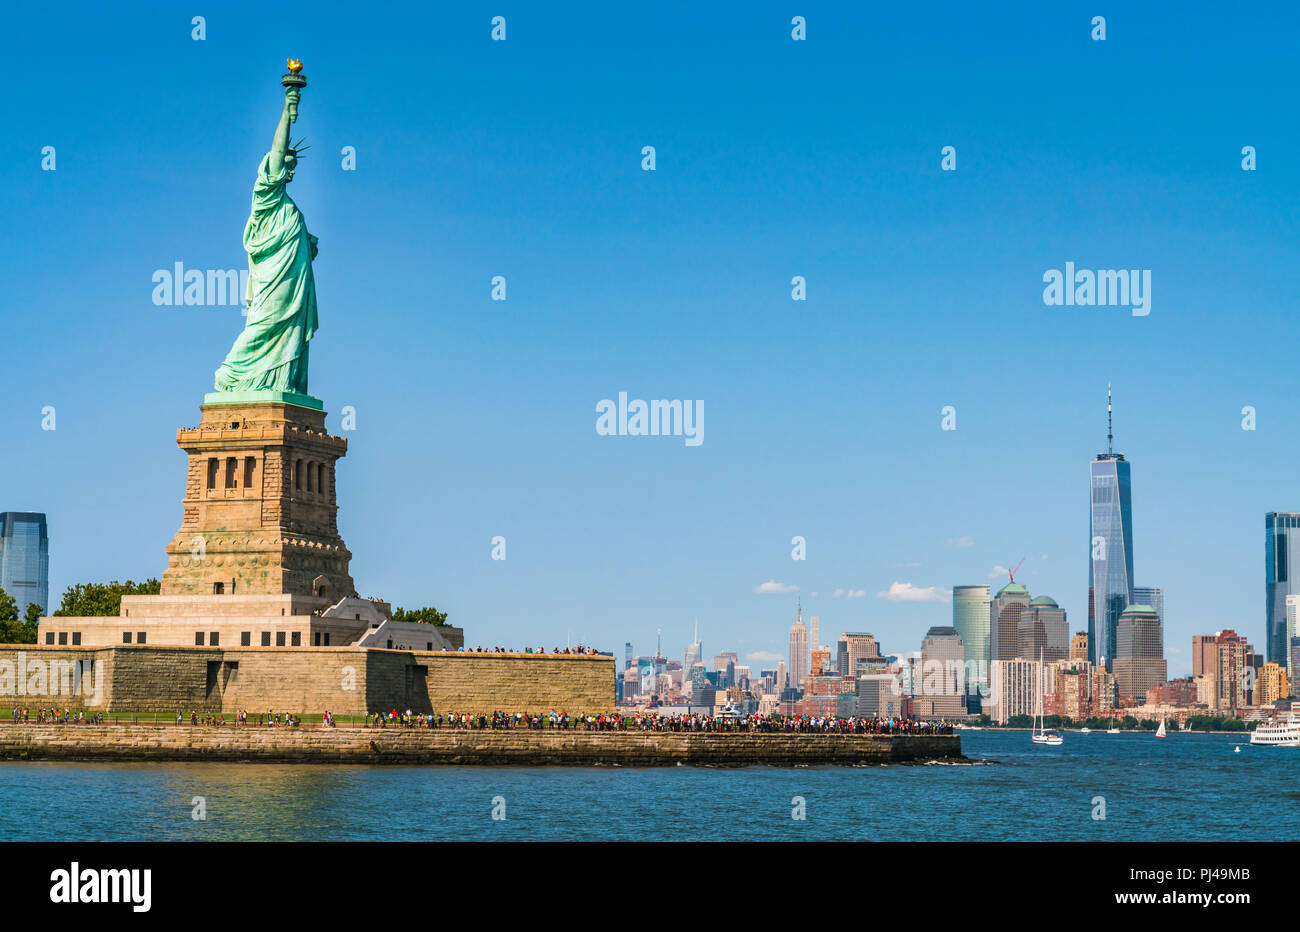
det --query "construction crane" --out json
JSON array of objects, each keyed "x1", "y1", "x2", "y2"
[{"x1": 1008, "y1": 558, "x2": 1025, "y2": 584}]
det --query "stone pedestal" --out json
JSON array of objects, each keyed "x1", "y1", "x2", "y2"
[{"x1": 161, "y1": 400, "x2": 356, "y2": 600}]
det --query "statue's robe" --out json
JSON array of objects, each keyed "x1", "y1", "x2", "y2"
[{"x1": 213, "y1": 153, "x2": 318, "y2": 394}]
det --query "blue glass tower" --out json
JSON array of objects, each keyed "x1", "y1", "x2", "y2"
[
  {"x1": 1265, "y1": 512, "x2": 1300, "y2": 664},
  {"x1": 0, "y1": 512, "x2": 49, "y2": 615},
  {"x1": 1088, "y1": 388, "x2": 1134, "y2": 669}
]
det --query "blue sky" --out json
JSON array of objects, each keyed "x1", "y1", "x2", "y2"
[{"x1": 3, "y1": 2, "x2": 1298, "y2": 675}]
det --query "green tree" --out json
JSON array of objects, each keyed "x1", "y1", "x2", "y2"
[
  {"x1": 391, "y1": 606, "x2": 448, "y2": 626},
  {"x1": 0, "y1": 589, "x2": 39, "y2": 644},
  {"x1": 52, "y1": 579, "x2": 161, "y2": 617}
]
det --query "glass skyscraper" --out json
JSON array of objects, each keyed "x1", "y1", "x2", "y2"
[
  {"x1": 1089, "y1": 390, "x2": 1134, "y2": 669},
  {"x1": 952, "y1": 584, "x2": 991, "y2": 703},
  {"x1": 0, "y1": 512, "x2": 49, "y2": 615},
  {"x1": 1265, "y1": 512, "x2": 1300, "y2": 664}
]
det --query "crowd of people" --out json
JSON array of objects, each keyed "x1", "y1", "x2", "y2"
[
  {"x1": 10, "y1": 708, "x2": 105, "y2": 725},
  {"x1": 363, "y1": 710, "x2": 955, "y2": 734},
  {"x1": 459, "y1": 645, "x2": 603, "y2": 655},
  {"x1": 7, "y1": 706, "x2": 952, "y2": 735},
  {"x1": 174, "y1": 710, "x2": 301, "y2": 727}
]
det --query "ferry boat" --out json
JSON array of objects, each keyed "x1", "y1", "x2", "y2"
[{"x1": 1249, "y1": 715, "x2": 1300, "y2": 747}]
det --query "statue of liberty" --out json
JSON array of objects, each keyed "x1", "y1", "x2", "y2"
[{"x1": 213, "y1": 61, "x2": 319, "y2": 398}]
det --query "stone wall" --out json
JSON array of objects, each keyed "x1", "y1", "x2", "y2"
[
  {"x1": 0, "y1": 645, "x2": 613, "y2": 716},
  {"x1": 0, "y1": 723, "x2": 961, "y2": 766}
]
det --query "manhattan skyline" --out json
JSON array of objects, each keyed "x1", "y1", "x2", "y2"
[{"x1": 5, "y1": 3, "x2": 1299, "y2": 676}]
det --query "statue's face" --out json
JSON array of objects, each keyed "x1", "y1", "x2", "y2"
[{"x1": 284, "y1": 152, "x2": 298, "y2": 180}]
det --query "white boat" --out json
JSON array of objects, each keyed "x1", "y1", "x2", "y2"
[
  {"x1": 1030, "y1": 650, "x2": 1063, "y2": 746},
  {"x1": 1080, "y1": 727, "x2": 1091, "y2": 734},
  {"x1": 1155, "y1": 717, "x2": 1167, "y2": 738},
  {"x1": 1234, "y1": 746, "x2": 1241, "y2": 753},
  {"x1": 1249, "y1": 715, "x2": 1300, "y2": 746}
]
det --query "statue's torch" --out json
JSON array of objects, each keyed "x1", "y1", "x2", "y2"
[{"x1": 282, "y1": 59, "x2": 306, "y2": 123}]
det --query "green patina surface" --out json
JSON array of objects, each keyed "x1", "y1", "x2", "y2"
[
  {"x1": 203, "y1": 390, "x2": 323, "y2": 411},
  {"x1": 211, "y1": 70, "x2": 319, "y2": 400}
]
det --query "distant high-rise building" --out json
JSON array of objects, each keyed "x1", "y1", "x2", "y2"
[
  {"x1": 992, "y1": 581, "x2": 1030, "y2": 661},
  {"x1": 788, "y1": 602, "x2": 808, "y2": 690},
  {"x1": 624, "y1": 642, "x2": 633, "y2": 670},
  {"x1": 1287, "y1": 595, "x2": 1300, "y2": 680},
  {"x1": 0, "y1": 512, "x2": 48, "y2": 615},
  {"x1": 1267, "y1": 513, "x2": 1300, "y2": 664},
  {"x1": 1258, "y1": 662, "x2": 1288, "y2": 706},
  {"x1": 837, "y1": 632, "x2": 880, "y2": 677},
  {"x1": 1019, "y1": 596, "x2": 1068, "y2": 661},
  {"x1": 952, "y1": 584, "x2": 991, "y2": 696},
  {"x1": 809, "y1": 615, "x2": 820, "y2": 652},
  {"x1": 988, "y1": 659, "x2": 1045, "y2": 724},
  {"x1": 1132, "y1": 586, "x2": 1163, "y2": 628},
  {"x1": 810, "y1": 648, "x2": 831, "y2": 676},
  {"x1": 1070, "y1": 632, "x2": 1090, "y2": 661},
  {"x1": 1192, "y1": 634, "x2": 1218, "y2": 678},
  {"x1": 1089, "y1": 386, "x2": 1135, "y2": 669},
  {"x1": 683, "y1": 624, "x2": 702, "y2": 686},
  {"x1": 1112, "y1": 604, "x2": 1166, "y2": 700},
  {"x1": 916, "y1": 626, "x2": 968, "y2": 719}
]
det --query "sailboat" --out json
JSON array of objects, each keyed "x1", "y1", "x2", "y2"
[
  {"x1": 1154, "y1": 716, "x2": 1167, "y2": 738},
  {"x1": 1106, "y1": 715, "x2": 1120, "y2": 734},
  {"x1": 1031, "y1": 650, "x2": 1063, "y2": 746}
]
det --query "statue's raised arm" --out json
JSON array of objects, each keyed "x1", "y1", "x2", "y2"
[{"x1": 268, "y1": 86, "x2": 297, "y2": 178}]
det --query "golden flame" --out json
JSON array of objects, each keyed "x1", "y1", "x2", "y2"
[{"x1": 287, "y1": 59, "x2": 304, "y2": 73}]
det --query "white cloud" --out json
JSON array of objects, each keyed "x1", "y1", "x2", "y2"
[
  {"x1": 832, "y1": 588, "x2": 867, "y2": 599},
  {"x1": 876, "y1": 582, "x2": 949, "y2": 603},
  {"x1": 947, "y1": 536, "x2": 974, "y2": 548},
  {"x1": 754, "y1": 579, "x2": 799, "y2": 595},
  {"x1": 746, "y1": 650, "x2": 783, "y2": 664},
  {"x1": 893, "y1": 561, "x2": 922, "y2": 568},
  {"x1": 988, "y1": 565, "x2": 1010, "y2": 579}
]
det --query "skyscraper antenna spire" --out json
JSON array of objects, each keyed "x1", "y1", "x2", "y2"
[{"x1": 1106, "y1": 383, "x2": 1113, "y2": 454}]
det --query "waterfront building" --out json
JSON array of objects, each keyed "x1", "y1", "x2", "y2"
[
  {"x1": 1266, "y1": 512, "x2": 1300, "y2": 664},
  {"x1": 988, "y1": 659, "x2": 1044, "y2": 724},
  {"x1": 1195, "y1": 629, "x2": 1252, "y2": 713},
  {"x1": 1258, "y1": 662, "x2": 1288, "y2": 706},
  {"x1": 1070, "y1": 631, "x2": 1090, "y2": 661},
  {"x1": 856, "y1": 673, "x2": 903, "y2": 719},
  {"x1": 1291, "y1": 639, "x2": 1300, "y2": 698},
  {"x1": 1089, "y1": 386, "x2": 1135, "y2": 669},
  {"x1": 952, "y1": 584, "x2": 992, "y2": 698},
  {"x1": 0, "y1": 512, "x2": 49, "y2": 615},
  {"x1": 1147, "y1": 676, "x2": 1198, "y2": 708},
  {"x1": 992, "y1": 582, "x2": 1030, "y2": 661},
  {"x1": 1112, "y1": 604, "x2": 1166, "y2": 701}
]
